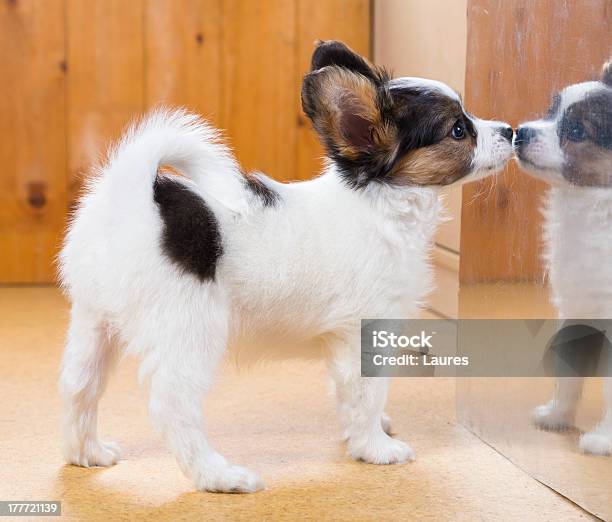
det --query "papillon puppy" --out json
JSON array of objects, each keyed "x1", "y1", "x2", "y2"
[
  {"x1": 59, "y1": 41, "x2": 513, "y2": 492},
  {"x1": 515, "y1": 60, "x2": 612, "y2": 456}
]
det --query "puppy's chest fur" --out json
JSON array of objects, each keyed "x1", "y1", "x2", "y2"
[
  {"x1": 545, "y1": 186, "x2": 612, "y2": 317},
  {"x1": 218, "y1": 174, "x2": 441, "y2": 341}
]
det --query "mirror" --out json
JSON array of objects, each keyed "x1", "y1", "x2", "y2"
[{"x1": 456, "y1": 1, "x2": 612, "y2": 519}]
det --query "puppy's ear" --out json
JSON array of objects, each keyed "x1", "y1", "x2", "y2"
[
  {"x1": 302, "y1": 46, "x2": 395, "y2": 162},
  {"x1": 311, "y1": 40, "x2": 379, "y2": 83},
  {"x1": 302, "y1": 66, "x2": 395, "y2": 161},
  {"x1": 602, "y1": 59, "x2": 612, "y2": 87}
]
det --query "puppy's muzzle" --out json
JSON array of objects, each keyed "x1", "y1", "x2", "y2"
[
  {"x1": 499, "y1": 125, "x2": 514, "y2": 143},
  {"x1": 514, "y1": 126, "x2": 536, "y2": 148}
]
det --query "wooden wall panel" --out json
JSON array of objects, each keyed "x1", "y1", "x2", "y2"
[
  {"x1": 460, "y1": 0, "x2": 612, "y2": 283},
  {"x1": 144, "y1": 0, "x2": 223, "y2": 125},
  {"x1": 222, "y1": 0, "x2": 297, "y2": 180},
  {"x1": 1, "y1": 0, "x2": 371, "y2": 282},
  {"x1": 296, "y1": 0, "x2": 371, "y2": 181},
  {"x1": 67, "y1": 0, "x2": 144, "y2": 205},
  {"x1": 0, "y1": 0, "x2": 66, "y2": 283}
]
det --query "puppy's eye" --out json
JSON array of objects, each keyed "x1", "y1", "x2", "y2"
[
  {"x1": 451, "y1": 121, "x2": 466, "y2": 140},
  {"x1": 568, "y1": 121, "x2": 586, "y2": 142}
]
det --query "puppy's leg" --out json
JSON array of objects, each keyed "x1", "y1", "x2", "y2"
[
  {"x1": 380, "y1": 412, "x2": 393, "y2": 435},
  {"x1": 533, "y1": 377, "x2": 583, "y2": 430},
  {"x1": 579, "y1": 377, "x2": 612, "y2": 456},
  {"x1": 328, "y1": 338, "x2": 414, "y2": 464},
  {"x1": 146, "y1": 296, "x2": 263, "y2": 493},
  {"x1": 60, "y1": 304, "x2": 121, "y2": 467}
]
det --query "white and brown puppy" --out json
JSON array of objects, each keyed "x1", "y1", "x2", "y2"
[
  {"x1": 515, "y1": 61, "x2": 612, "y2": 456},
  {"x1": 59, "y1": 41, "x2": 513, "y2": 492}
]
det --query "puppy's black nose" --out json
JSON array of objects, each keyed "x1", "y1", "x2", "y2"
[
  {"x1": 499, "y1": 125, "x2": 514, "y2": 142},
  {"x1": 515, "y1": 126, "x2": 536, "y2": 146}
]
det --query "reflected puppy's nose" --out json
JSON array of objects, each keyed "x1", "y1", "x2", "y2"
[
  {"x1": 515, "y1": 126, "x2": 536, "y2": 146},
  {"x1": 499, "y1": 125, "x2": 514, "y2": 142}
]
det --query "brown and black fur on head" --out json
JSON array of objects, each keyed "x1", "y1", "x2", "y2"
[
  {"x1": 515, "y1": 59, "x2": 612, "y2": 187},
  {"x1": 301, "y1": 41, "x2": 396, "y2": 188},
  {"x1": 561, "y1": 93, "x2": 612, "y2": 186},
  {"x1": 560, "y1": 61, "x2": 612, "y2": 186},
  {"x1": 301, "y1": 41, "x2": 512, "y2": 189}
]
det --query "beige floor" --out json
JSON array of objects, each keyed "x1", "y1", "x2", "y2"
[{"x1": 0, "y1": 288, "x2": 594, "y2": 521}]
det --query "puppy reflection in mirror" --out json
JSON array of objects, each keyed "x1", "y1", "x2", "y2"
[{"x1": 515, "y1": 60, "x2": 612, "y2": 456}]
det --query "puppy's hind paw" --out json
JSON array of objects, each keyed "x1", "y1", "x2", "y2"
[
  {"x1": 65, "y1": 440, "x2": 122, "y2": 468},
  {"x1": 579, "y1": 431, "x2": 612, "y2": 456},
  {"x1": 532, "y1": 402, "x2": 574, "y2": 431},
  {"x1": 349, "y1": 434, "x2": 415, "y2": 465}
]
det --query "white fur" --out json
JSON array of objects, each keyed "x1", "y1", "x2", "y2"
[
  {"x1": 471, "y1": 117, "x2": 515, "y2": 175},
  {"x1": 59, "y1": 107, "x2": 509, "y2": 492},
  {"x1": 389, "y1": 77, "x2": 461, "y2": 102},
  {"x1": 532, "y1": 186, "x2": 612, "y2": 455},
  {"x1": 519, "y1": 79, "x2": 612, "y2": 455}
]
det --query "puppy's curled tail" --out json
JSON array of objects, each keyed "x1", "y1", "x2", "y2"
[{"x1": 102, "y1": 107, "x2": 246, "y2": 212}]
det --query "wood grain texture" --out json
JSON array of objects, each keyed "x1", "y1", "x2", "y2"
[
  {"x1": 296, "y1": 0, "x2": 371, "y2": 181},
  {"x1": 222, "y1": 0, "x2": 297, "y2": 181},
  {"x1": 1, "y1": 0, "x2": 372, "y2": 281},
  {"x1": 460, "y1": 0, "x2": 612, "y2": 283},
  {"x1": 0, "y1": 0, "x2": 67, "y2": 283},
  {"x1": 66, "y1": 0, "x2": 144, "y2": 205},
  {"x1": 144, "y1": 0, "x2": 223, "y2": 125}
]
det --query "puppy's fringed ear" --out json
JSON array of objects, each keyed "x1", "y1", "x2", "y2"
[
  {"x1": 302, "y1": 66, "x2": 395, "y2": 160},
  {"x1": 302, "y1": 42, "x2": 395, "y2": 162},
  {"x1": 311, "y1": 40, "x2": 382, "y2": 84},
  {"x1": 602, "y1": 59, "x2": 612, "y2": 87}
]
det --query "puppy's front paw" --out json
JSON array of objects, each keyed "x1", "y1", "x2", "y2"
[
  {"x1": 65, "y1": 440, "x2": 122, "y2": 467},
  {"x1": 349, "y1": 433, "x2": 415, "y2": 464},
  {"x1": 579, "y1": 431, "x2": 612, "y2": 456},
  {"x1": 195, "y1": 456, "x2": 265, "y2": 493},
  {"x1": 532, "y1": 402, "x2": 574, "y2": 431}
]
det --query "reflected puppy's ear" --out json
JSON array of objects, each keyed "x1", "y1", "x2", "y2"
[
  {"x1": 301, "y1": 41, "x2": 396, "y2": 163},
  {"x1": 602, "y1": 59, "x2": 612, "y2": 87}
]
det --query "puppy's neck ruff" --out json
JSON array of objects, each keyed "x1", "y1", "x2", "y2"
[
  {"x1": 310, "y1": 165, "x2": 443, "y2": 253},
  {"x1": 544, "y1": 185, "x2": 612, "y2": 317},
  {"x1": 325, "y1": 164, "x2": 442, "y2": 219}
]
